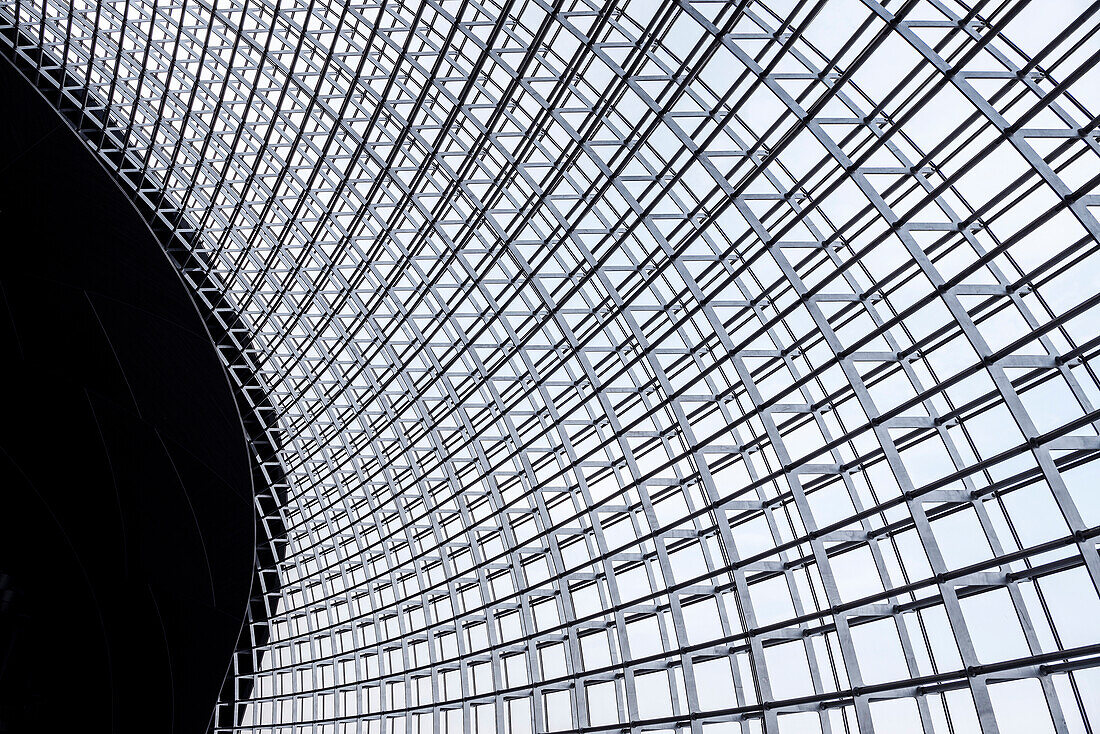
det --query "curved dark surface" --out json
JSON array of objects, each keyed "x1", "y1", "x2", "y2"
[{"x1": 0, "y1": 61, "x2": 255, "y2": 733}]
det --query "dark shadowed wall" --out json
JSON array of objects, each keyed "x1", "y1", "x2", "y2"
[{"x1": 0, "y1": 61, "x2": 255, "y2": 734}]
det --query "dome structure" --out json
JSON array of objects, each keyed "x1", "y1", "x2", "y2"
[{"x1": 3, "y1": 1, "x2": 1100, "y2": 733}]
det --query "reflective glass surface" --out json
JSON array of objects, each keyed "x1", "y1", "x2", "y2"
[{"x1": 3, "y1": 1, "x2": 1100, "y2": 732}]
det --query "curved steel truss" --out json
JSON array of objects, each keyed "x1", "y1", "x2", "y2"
[{"x1": 3, "y1": 1, "x2": 1100, "y2": 732}]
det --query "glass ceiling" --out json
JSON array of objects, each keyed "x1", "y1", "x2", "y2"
[{"x1": 3, "y1": 1, "x2": 1100, "y2": 732}]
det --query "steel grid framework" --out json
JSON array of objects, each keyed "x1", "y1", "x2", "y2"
[{"x1": 3, "y1": 0, "x2": 1100, "y2": 732}]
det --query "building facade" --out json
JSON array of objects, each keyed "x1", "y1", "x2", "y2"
[{"x1": 3, "y1": 1, "x2": 1100, "y2": 732}]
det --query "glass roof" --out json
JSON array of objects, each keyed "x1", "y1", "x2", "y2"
[{"x1": 2, "y1": 1, "x2": 1099, "y2": 732}]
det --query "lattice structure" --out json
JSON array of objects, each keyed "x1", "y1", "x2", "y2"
[{"x1": 4, "y1": 1, "x2": 1100, "y2": 732}]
